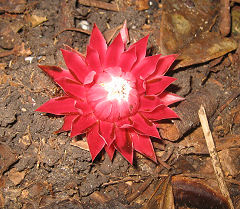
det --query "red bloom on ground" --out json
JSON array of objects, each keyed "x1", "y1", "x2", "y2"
[{"x1": 36, "y1": 23, "x2": 183, "y2": 164}]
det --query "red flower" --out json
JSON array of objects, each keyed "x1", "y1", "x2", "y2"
[{"x1": 36, "y1": 23, "x2": 183, "y2": 164}]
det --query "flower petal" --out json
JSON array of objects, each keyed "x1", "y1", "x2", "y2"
[
  {"x1": 158, "y1": 91, "x2": 185, "y2": 106},
  {"x1": 116, "y1": 118, "x2": 133, "y2": 128},
  {"x1": 55, "y1": 77, "x2": 85, "y2": 99},
  {"x1": 63, "y1": 45, "x2": 86, "y2": 60},
  {"x1": 129, "y1": 35, "x2": 149, "y2": 62},
  {"x1": 119, "y1": 46, "x2": 137, "y2": 72},
  {"x1": 89, "y1": 24, "x2": 107, "y2": 64},
  {"x1": 87, "y1": 124, "x2": 106, "y2": 161},
  {"x1": 99, "y1": 121, "x2": 114, "y2": 145},
  {"x1": 87, "y1": 84, "x2": 108, "y2": 102},
  {"x1": 141, "y1": 105, "x2": 179, "y2": 121},
  {"x1": 38, "y1": 65, "x2": 74, "y2": 81},
  {"x1": 61, "y1": 49, "x2": 89, "y2": 83},
  {"x1": 104, "y1": 144, "x2": 115, "y2": 160},
  {"x1": 95, "y1": 100, "x2": 112, "y2": 120},
  {"x1": 96, "y1": 72, "x2": 112, "y2": 83},
  {"x1": 131, "y1": 54, "x2": 161, "y2": 79},
  {"x1": 128, "y1": 89, "x2": 139, "y2": 114},
  {"x1": 71, "y1": 114, "x2": 97, "y2": 137},
  {"x1": 120, "y1": 20, "x2": 129, "y2": 47},
  {"x1": 57, "y1": 114, "x2": 78, "y2": 132},
  {"x1": 129, "y1": 130, "x2": 157, "y2": 162},
  {"x1": 86, "y1": 45, "x2": 102, "y2": 73},
  {"x1": 84, "y1": 71, "x2": 96, "y2": 84},
  {"x1": 104, "y1": 66, "x2": 122, "y2": 77},
  {"x1": 130, "y1": 113, "x2": 160, "y2": 138},
  {"x1": 104, "y1": 33, "x2": 124, "y2": 68},
  {"x1": 114, "y1": 127, "x2": 133, "y2": 164},
  {"x1": 146, "y1": 76, "x2": 176, "y2": 95},
  {"x1": 149, "y1": 54, "x2": 177, "y2": 79},
  {"x1": 119, "y1": 101, "x2": 130, "y2": 119},
  {"x1": 107, "y1": 100, "x2": 120, "y2": 122},
  {"x1": 36, "y1": 96, "x2": 78, "y2": 115},
  {"x1": 139, "y1": 95, "x2": 161, "y2": 112},
  {"x1": 135, "y1": 78, "x2": 146, "y2": 95},
  {"x1": 75, "y1": 100, "x2": 93, "y2": 115}
]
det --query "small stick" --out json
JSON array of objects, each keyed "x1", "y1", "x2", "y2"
[
  {"x1": 157, "y1": 157, "x2": 171, "y2": 170},
  {"x1": 101, "y1": 176, "x2": 142, "y2": 187},
  {"x1": 78, "y1": 0, "x2": 119, "y2": 11},
  {"x1": 55, "y1": 28, "x2": 91, "y2": 38},
  {"x1": 126, "y1": 177, "x2": 154, "y2": 202},
  {"x1": 198, "y1": 105, "x2": 234, "y2": 209},
  {"x1": 219, "y1": 0, "x2": 231, "y2": 36}
]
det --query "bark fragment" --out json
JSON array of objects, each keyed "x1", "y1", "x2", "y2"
[{"x1": 159, "y1": 87, "x2": 219, "y2": 141}]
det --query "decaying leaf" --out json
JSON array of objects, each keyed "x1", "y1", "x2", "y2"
[
  {"x1": 103, "y1": 24, "x2": 123, "y2": 44},
  {"x1": 26, "y1": 14, "x2": 48, "y2": 27},
  {"x1": 231, "y1": 6, "x2": 240, "y2": 38},
  {"x1": 144, "y1": 176, "x2": 175, "y2": 209},
  {"x1": 0, "y1": 143, "x2": 18, "y2": 175},
  {"x1": 135, "y1": 0, "x2": 149, "y2": 11},
  {"x1": 0, "y1": 0, "x2": 26, "y2": 13},
  {"x1": 8, "y1": 168, "x2": 26, "y2": 186},
  {"x1": 159, "y1": 0, "x2": 238, "y2": 68},
  {"x1": 71, "y1": 137, "x2": 89, "y2": 151},
  {"x1": 172, "y1": 176, "x2": 231, "y2": 209},
  {"x1": 177, "y1": 32, "x2": 238, "y2": 68}
]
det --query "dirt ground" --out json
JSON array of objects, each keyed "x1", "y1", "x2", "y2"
[{"x1": 0, "y1": 0, "x2": 240, "y2": 208}]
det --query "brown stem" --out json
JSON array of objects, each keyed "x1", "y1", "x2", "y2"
[{"x1": 78, "y1": 0, "x2": 119, "y2": 11}]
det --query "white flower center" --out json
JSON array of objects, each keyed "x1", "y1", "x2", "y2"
[{"x1": 100, "y1": 76, "x2": 131, "y2": 102}]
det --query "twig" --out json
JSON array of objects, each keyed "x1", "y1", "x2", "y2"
[
  {"x1": 157, "y1": 157, "x2": 171, "y2": 170},
  {"x1": 198, "y1": 105, "x2": 234, "y2": 209},
  {"x1": 126, "y1": 177, "x2": 154, "y2": 202},
  {"x1": 57, "y1": 0, "x2": 75, "y2": 47},
  {"x1": 210, "y1": 89, "x2": 240, "y2": 124},
  {"x1": 101, "y1": 176, "x2": 142, "y2": 187},
  {"x1": 55, "y1": 28, "x2": 91, "y2": 38},
  {"x1": 90, "y1": 191, "x2": 110, "y2": 203},
  {"x1": 78, "y1": 0, "x2": 119, "y2": 11}
]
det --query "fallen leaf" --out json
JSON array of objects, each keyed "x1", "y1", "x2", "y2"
[
  {"x1": 103, "y1": 24, "x2": 123, "y2": 44},
  {"x1": 8, "y1": 168, "x2": 26, "y2": 185},
  {"x1": 0, "y1": 63, "x2": 7, "y2": 70},
  {"x1": 231, "y1": 6, "x2": 240, "y2": 38},
  {"x1": 219, "y1": 148, "x2": 240, "y2": 177},
  {"x1": 26, "y1": 14, "x2": 48, "y2": 27},
  {"x1": 0, "y1": 143, "x2": 17, "y2": 175},
  {"x1": 14, "y1": 42, "x2": 32, "y2": 56},
  {"x1": 158, "y1": 0, "x2": 237, "y2": 68},
  {"x1": 144, "y1": 176, "x2": 175, "y2": 209},
  {"x1": 0, "y1": 0, "x2": 26, "y2": 13},
  {"x1": 176, "y1": 32, "x2": 238, "y2": 68},
  {"x1": 135, "y1": 0, "x2": 149, "y2": 11},
  {"x1": 71, "y1": 137, "x2": 89, "y2": 151},
  {"x1": 172, "y1": 176, "x2": 230, "y2": 209}
]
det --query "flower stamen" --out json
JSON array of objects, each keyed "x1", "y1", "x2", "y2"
[{"x1": 100, "y1": 76, "x2": 131, "y2": 102}]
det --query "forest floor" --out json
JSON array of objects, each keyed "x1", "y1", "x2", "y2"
[{"x1": 0, "y1": 0, "x2": 240, "y2": 208}]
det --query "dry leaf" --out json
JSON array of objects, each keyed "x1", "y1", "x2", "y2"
[
  {"x1": 158, "y1": 0, "x2": 237, "y2": 68},
  {"x1": 71, "y1": 137, "x2": 89, "y2": 151},
  {"x1": 27, "y1": 15, "x2": 48, "y2": 27},
  {"x1": 172, "y1": 176, "x2": 230, "y2": 209},
  {"x1": 0, "y1": 63, "x2": 7, "y2": 70},
  {"x1": 135, "y1": 0, "x2": 149, "y2": 11},
  {"x1": 8, "y1": 168, "x2": 26, "y2": 185},
  {"x1": 144, "y1": 176, "x2": 175, "y2": 209},
  {"x1": 0, "y1": 0, "x2": 26, "y2": 13}
]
